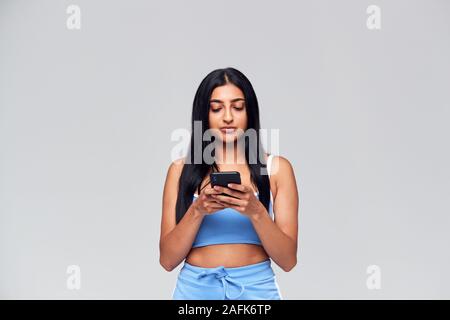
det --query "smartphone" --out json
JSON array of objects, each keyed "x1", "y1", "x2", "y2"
[{"x1": 210, "y1": 171, "x2": 241, "y2": 197}]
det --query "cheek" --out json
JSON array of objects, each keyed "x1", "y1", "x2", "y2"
[
  {"x1": 235, "y1": 112, "x2": 248, "y2": 127},
  {"x1": 208, "y1": 112, "x2": 220, "y2": 127}
]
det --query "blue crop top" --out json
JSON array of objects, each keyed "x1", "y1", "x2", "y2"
[{"x1": 191, "y1": 154, "x2": 276, "y2": 248}]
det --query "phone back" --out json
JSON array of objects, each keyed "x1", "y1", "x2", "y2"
[{"x1": 210, "y1": 171, "x2": 241, "y2": 188}]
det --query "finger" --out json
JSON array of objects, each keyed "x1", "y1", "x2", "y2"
[
  {"x1": 203, "y1": 194, "x2": 223, "y2": 203},
  {"x1": 211, "y1": 194, "x2": 244, "y2": 206},
  {"x1": 227, "y1": 183, "x2": 248, "y2": 193},
  {"x1": 213, "y1": 186, "x2": 243, "y2": 198},
  {"x1": 206, "y1": 201, "x2": 226, "y2": 209},
  {"x1": 210, "y1": 198, "x2": 226, "y2": 205},
  {"x1": 204, "y1": 187, "x2": 222, "y2": 195},
  {"x1": 226, "y1": 204, "x2": 244, "y2": 212}
]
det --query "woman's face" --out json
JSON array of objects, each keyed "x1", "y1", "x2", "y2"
[{"x1": 208, "y1": 83, "x2": 248, "y2": 144}]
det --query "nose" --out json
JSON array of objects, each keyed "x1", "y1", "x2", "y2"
[{"x1": 223, "y1": 106, "x2": 233, "y2": 123}]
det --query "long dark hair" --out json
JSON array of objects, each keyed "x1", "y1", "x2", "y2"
[{"x1": 175, "y1": 67, "x2": 271, "y2": 224}]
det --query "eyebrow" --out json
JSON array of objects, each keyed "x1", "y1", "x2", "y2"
[{"x1": 209, "y1": 98, "x2": 245, "y2": 103}]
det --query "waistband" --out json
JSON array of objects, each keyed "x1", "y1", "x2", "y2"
[
  {"x1": 183, "y1": 259, "x2": 273, "y2": 278},
  {"x1": 178, "y1": 259, "x2": 275, "y2": 299}
]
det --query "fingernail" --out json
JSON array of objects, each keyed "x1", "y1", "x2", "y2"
[{"x1": 228, "y1": 183, "x2": 232, "y2": 187}]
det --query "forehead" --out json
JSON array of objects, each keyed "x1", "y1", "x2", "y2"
[{"x1": 210, "y1": 83, "x2": 244, "y2": 100}]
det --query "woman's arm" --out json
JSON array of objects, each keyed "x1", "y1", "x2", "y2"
[
  {"x1": 250, "y1": 156, "x2": 299, "y2": 272},
  {"x1": 159, "y1": 159, "x2": 204, "y2": 272}
]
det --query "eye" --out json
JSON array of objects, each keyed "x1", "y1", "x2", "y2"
[
  {"x1": 232, "y1": 102, "x2": 245, "y2": 111},
  {"x1": 210, "y1": 102, "x2": 223, "y2": 113}
]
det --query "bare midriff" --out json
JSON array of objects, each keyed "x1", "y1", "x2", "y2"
[{"x1": 185, "y1": 244, "x2": 270, "y2": 268}]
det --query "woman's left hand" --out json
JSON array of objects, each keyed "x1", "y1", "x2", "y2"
[{"x1": 211, "y1": 183, "x2": 266, "y2": 219}]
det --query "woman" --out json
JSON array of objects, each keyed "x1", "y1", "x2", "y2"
[{"x1": 159, "y1": 67, "x2": 299, "y2": 300}]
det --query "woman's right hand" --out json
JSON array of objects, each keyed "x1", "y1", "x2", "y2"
[{"x1": 193, "y1": 186, "x2": 226, "y2": 216}]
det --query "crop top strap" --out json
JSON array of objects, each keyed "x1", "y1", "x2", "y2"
[
  {"x1": 267, "y1": 154, "x2": 274, "y2": 177},
  {"x1": 267, "y1": 154, "x2": 275, "y2": 215}
]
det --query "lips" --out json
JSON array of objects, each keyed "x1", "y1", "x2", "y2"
[{"x1": 220, "y1": 127, "x2": 237, "y2": 134}]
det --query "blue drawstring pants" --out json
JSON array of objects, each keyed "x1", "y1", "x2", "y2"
[{"x1": 172, "y1": 259, "x2": 282, "y2": 300}]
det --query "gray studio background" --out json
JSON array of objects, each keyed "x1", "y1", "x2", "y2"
[{"x1": 1, "y1": 0, "x2": 449, "y2": 299}]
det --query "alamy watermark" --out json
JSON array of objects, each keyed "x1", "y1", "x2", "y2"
[
  {"x1": 366, "y1": 264, "x2": 381, "y2": 290},
  {"x1": 366, "y1": 5, "x2": 381, "y2": 30},
  {"x1": 66, "y1": 265, "x2": 81, "y2": 290},
  {"x1": 170, "y1": 122, "x2": 280, "y2": 174},
  {"x1": 66, "y1": 5, "x2": 81, "y2": 30}
]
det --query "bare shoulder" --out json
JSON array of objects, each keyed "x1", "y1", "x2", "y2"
[
  {"x1": 166, "y1": 157, "x2": 186, "y2": 180},
  {"x1": 161, "y1": 157, "x2": 187, "y2": 239},
  {"x1": 170, "y1": 156, "x2": 186, "y2": 169},
  {"x1": 267, "y1": 155, "x2": 299, "y2": 253},
  {"x1": 270, "y1": 155, "x2": 297, "y2": 198},
  {"x1": 270, "y1": 154, "x2": 295, "y2": 179},
  {"x1": 163, "y1": 156, "x2": 187, "y2": 199}
]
